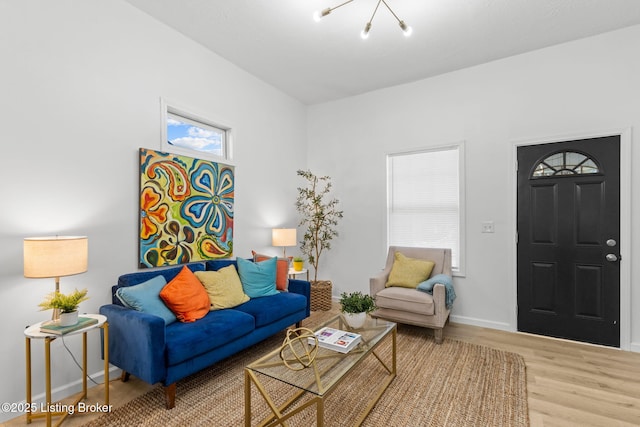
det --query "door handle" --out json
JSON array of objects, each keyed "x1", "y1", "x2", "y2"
[{"x1": 606, "y1": 254, "x2": 619, "y2": 262}]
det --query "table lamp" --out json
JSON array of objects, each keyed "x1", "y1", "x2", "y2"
[
  {"x1": 271, "y1": 228, "x2": 296, "y2": 259},
  {"x1": 24, "y1": 236, "x2": 88, "y2": 320}
]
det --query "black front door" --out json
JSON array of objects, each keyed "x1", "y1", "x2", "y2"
[{"x1": 517, "y1": 136, "x2": 620, "y2": 347}]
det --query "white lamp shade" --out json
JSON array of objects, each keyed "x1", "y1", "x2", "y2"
[
  {"x1": 272, "y1": 228, "x2": 297, "y2": 247},
  {"x1": 24, "y1": 236, "x2": 88, "y2": 278}
]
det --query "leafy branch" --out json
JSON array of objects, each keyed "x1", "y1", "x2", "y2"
[
  {"x1": 295, "y1": 170, "x2": 344, "y2": 282},
  {"x1": 38, "y1": 288, "x2": 89, "y2": 313}
]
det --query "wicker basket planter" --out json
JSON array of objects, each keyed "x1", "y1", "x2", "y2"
[{"x1": 310, "y1": 280, "x2": 332, "y2": 311}]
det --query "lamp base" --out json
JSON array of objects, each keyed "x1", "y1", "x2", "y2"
[{"x1": 50, "y1": 276, "x2": 62, "y2": 322}]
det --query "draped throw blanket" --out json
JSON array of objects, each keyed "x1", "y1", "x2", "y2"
[{"x1": 417, "y1": 274, "x2": 456, "y2": 308}]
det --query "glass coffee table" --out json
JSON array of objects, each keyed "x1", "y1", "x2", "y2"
[{"x1": 244, "y1": 315, "x2": 396, "y2": 426}]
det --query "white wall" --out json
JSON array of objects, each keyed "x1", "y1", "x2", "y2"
[
  {"x1": 307, "y1": 25, "x2": 640, "y2": 349},
  {"x1": 2, "y1": 1, "x2": 639, "y2": 421},
  {"x1": 0, "y1": 1, "x2": 306, "y2": 420}
]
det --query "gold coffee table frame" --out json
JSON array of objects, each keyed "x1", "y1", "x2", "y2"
[{"x1": 244, "y1": 315, "x2": 396, "y2": 426}]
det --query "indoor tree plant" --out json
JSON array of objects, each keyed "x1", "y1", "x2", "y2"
[
  {"x1": 295, "y1": 169, "x2": 344, "y2": 284},
  {"x1": 39, "y1": 288, "x2": 89, "y2": 326},
  {"x1": 339, "y1": 291, "x2": 377, "y2": 328}
]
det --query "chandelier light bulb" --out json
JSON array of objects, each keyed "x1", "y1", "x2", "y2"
[
  {"x1": 361, "y1": 22, "x2": 372, "y2": 39},
  {"x1": 313, "y1": 8, "x2": 332, "y2": 22},
  {"x1": 399, "y1": 20, "x2": 413, "y2": 37},
  {"x1": 316, "y1": 0, "x2": 411, "y2": 39}
]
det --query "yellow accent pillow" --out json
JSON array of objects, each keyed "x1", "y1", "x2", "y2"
[
  {"x1": 195, "y1": 265, "x2": 250, "y2": 310},
  {"x1": 385, "y1": 252, "x2": 435, "y2": 288}
]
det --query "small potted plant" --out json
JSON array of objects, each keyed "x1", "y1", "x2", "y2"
[
  {"x1": 293, "y1": 256, "x2": 305, "y2": 272},
  {"x1": 339, "y1": 291, "x2": 377, "y2": 328},
  {"x1": 39, "y1": 288, "x2": 89, "y2": 326}
]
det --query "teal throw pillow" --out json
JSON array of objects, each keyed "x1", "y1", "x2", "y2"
[
  {"x1": 116, "y1": 275, "x2": 177, "y2": 325},
  {"x1": 237, "y1": 257, "x2": 279, "y2": 298}
]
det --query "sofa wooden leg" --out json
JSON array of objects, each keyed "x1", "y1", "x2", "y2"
[
  {"x1": 120, "y1": 371, "x2": 130, "y2": 382},
  {"x1": 434, "y1": 329, "x2": 444, "y2": 344},
  {"x1": 165, "y1": 383, "x2": 176, "y2": 409},
  {"x1": 295, "y1": 321, "x2": 301, "y2": 328}
]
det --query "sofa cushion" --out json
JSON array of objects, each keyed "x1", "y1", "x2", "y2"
[
  {"x1": 205, "y1": 259, "x2": 239, "y2": 271},
  {"x1": 375, "y1": 286, "x2": 435, "y2": 315},
  {"x1": 195, "y1": 265, "x2": 249, "y2": 310},
  {"x1": 386, "y1": 252, "x2": 435, "y2": 288},
  {"x1": 234, "y1": 292, "x2": 307, "y2": 328},
  {"x1": 252, "y1": 251, "x2": 289, "y2": 291},
  {"x1": 164, "y1": 309, "x2": 255, "y2": 366},
  {"x1": 236, "y1": 257, "x2": 279, "y2": 298},
  {"x1": 117, "y1": 263, "x2": 206, "y2": 288},
  {"x1": 160, "y1": 266, "x2": 210, "y2": 322},
  {"x1": 115, "y1": 275, "x2": 177, "y2": 325}
]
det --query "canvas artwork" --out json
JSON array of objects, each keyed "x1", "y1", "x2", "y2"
[{"x1": 139, "y1": 148, "x2": 234, "y2": 268}]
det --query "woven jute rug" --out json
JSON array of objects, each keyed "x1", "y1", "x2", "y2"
[{"x1": 84, "y1": 314, "x2": 528, "y2": 427}]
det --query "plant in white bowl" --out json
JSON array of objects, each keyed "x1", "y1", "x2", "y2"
[
  {"x1": 339, "y1": 291, "x2": 376, "y2": 329},
  {"x1": 38, "y1": 288, "x2": 89, "y2": 326}
]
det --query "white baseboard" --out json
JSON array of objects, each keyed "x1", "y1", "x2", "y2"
[
  {"x1": 0, "y1": 366, "x2": 120, "y2": 423},
  {"x1": 38, "y1": 365, "x2": 121, "y2": 404},
  {"x1": 336, "y1": 302, "x2": 639, "y2": 353},
  {"x1": 449, "y1": 314, "x2": 513, "y2": 332}
]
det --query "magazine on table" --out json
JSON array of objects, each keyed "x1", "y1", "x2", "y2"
[
  {"x1": 39, "y1": 316, "x2": 98, "y2": 335},
  {"x1": 308, "y1": 327, "x2": 362, "y2": 353}
]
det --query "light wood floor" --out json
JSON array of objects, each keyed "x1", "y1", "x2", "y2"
[
  {"x1": 4, "y1": 307, "x2": 640, "y2": 426},
  {"x1": 445, "y1": 322, "x2": 640, "y2": 426}
]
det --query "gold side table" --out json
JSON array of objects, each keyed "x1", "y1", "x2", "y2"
[{"x1": 24, "y1": 314, "x2": 109, "y2": 427}]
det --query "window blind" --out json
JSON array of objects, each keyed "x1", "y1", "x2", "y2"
[{"x1": 388, "y1": 147, "x2": 460, "y2": 270}]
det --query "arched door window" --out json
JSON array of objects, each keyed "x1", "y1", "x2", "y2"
[{"x1": 532, "y1": 151, "x2": 600, "y2": 177}]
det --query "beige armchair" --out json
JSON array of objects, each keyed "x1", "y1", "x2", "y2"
[{"x1": 370, "y1": 247, "x2": 452, "y2": 344}]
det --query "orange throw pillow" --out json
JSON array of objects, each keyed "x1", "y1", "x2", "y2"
[
  {"x1": 159, "y1": 266, "x2": 210, "y2": 322},
  {"x1": 252, "y1": 251, "x2": 289, "y2": 291}
]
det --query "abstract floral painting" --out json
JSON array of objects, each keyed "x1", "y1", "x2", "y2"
[{"x1": 139, "y1": 148, "x2": 234, "y2": 268}]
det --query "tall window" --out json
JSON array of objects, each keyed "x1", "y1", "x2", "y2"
[{"x1": 387, "y1": 145, "x2": 464, "y2": 273}]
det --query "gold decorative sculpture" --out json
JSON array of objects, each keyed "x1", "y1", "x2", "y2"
[{"x1": 279, "y1": 327, "x2": 318, "y2": 370}]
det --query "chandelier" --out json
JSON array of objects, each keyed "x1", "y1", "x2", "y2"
[{"x1": 314, "y1": 0, "x2": 413, "y2": 39}]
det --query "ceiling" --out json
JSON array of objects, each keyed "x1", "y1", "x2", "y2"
[{"x1": 124, "y1": 0, "x2": 640, "y2": 105}]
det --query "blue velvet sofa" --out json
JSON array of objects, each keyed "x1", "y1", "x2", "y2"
[{"x1": 99, "y1": 259, "x2": 311, "y2": 409}]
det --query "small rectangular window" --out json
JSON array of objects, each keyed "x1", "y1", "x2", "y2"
[
  {"x1": 167, "y1": 112, "x2": 226, "y2": 158},
  {"x1": 161, "y1": 100, "x2": 232, "y2": 162},
  {"x1": 387, "y1": 144, "x2": 465, "y2": 274}
]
